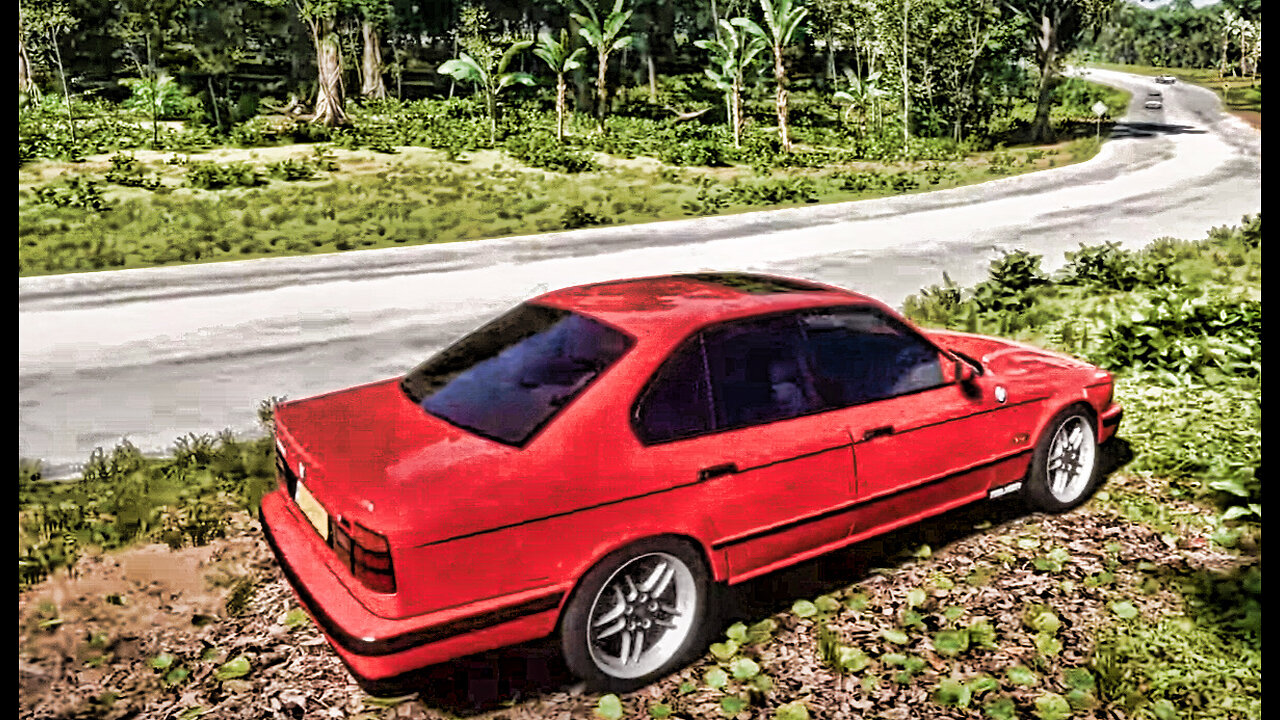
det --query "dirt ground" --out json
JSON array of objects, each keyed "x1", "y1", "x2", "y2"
[{"x1": 17, "y1": 475, "x2": 1256, "y2": 720}]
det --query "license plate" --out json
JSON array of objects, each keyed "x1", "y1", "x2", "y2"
[{"x1": 294, "y1": 481, "x2": 329, "y2": 541}]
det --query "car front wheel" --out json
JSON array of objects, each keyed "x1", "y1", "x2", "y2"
[
  {"x1": 1024, "y1": 407, "x2": 1101, "y2": 512},
  {"x1": 561, "y1": 539, "x2": 714, "y2": 691}
]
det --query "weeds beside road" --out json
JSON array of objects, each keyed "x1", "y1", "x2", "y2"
[{"x1": 18, "y1": 75, "x2": 1126, "y2": 278}]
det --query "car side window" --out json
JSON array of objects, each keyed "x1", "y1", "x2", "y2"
[
  {"x1": 702, "y1": 314, "x2": 823, "y2": 429},
  {"x1": 634, "y1": 337, "x2": 714, "y2": 444},
  {"x1": 800, "y1": 308, "x2": 944, "y2": 407}
]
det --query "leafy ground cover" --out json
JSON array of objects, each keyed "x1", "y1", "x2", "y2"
[
  {"x1": 17, "y1": 218, "x2": 1261, "y2": 719},
  {"x1": 15, "y1": 139, "x2": 1098, "y2": 276},
  {"x1": 18, "y1": 77, "x2": 1125, "y2": 277}
]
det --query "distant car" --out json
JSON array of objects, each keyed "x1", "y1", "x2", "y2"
[
  {"x1": 1145, "y1": 91, "x2": 1164, "y2": 109},
  {"x1": 261, "y1": 273, "x2": 1124, "y2": 693},
  {"x1": 1155, "y1": 75, "x2": 1176, "y2": 84}
]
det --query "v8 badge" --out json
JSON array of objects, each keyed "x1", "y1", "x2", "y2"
[{"x1": 994, "y1": 385, "x2": 1008, "y2": 404}]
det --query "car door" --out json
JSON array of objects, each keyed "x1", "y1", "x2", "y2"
[
  {"x1": 632, "y1": 313, "x2": 855, "y2": 581},
  {"x1": 798, "y1": 307, "x2": 1041, "y2": 536}
]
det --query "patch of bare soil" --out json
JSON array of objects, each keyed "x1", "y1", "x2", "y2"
[
  {"x1": 17, "y1": 477, "x2": 1252, "y2": 720},
  {"x1": 1230, "y1": 110, "x2": 1261, "y2": 130}
]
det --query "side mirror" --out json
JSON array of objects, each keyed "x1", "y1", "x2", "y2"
[{"x1": 955, "y1": 358, "x2": 977, "y2": 384}]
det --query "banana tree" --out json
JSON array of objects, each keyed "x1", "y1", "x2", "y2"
[
  {"x1": 833, "y1": 68, "x2": 884, "y2": 136},
  {"x1": 748, "y1": 0, "x2": 809, "y2": 152},
  {"x1": 533, "y1": 29, "x2": 587, "y2": 143},
  {"x1": 695, "y1": 18, "x2": 768, "y2": 148},
  {"x1": 570, "y1": 0, "x2": 634, "y2": 133},
  {"x1": 438, "y1": 39, "x2": 535, "y2": 144}
]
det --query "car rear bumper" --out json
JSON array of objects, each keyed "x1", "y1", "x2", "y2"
[{"x1": 259, "y1": 488, "x2": 565, "y2": 689}]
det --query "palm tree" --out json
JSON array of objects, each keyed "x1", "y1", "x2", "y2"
[
  {"x1": 438, "y1": 39, "x2": 535, "y2": 144},
  {"x1": 533, "y1": 29, "x2": 588, "y2": 143},
  {"x1": 695, "y1": 18, "x2": 768, "y2": 148},
  {"x1": 570, "y1": 0, "x2": 634, "y2": 133},
  {"x1": 748, "y1": 0, "x2": 808, "y2": 152}
]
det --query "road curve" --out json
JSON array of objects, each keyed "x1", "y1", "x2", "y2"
[{"x1": 19, "y1": 69, "x2": 1261, "y2": 476}]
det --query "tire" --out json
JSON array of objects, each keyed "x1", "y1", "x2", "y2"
[
  {"x1": 560, "y1": 538, "x2": 716, "y2": 692},
  {"x1": 1024, "y1": 406, "x2": 1102, "y2": 512}
]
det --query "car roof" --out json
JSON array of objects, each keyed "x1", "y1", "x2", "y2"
[{"x1": 531, "y1": 273, "x2": 876, "y2": 341}]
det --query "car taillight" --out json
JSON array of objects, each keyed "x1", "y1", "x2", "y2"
[{"x1": 330, "y1": 519, "x2": 396, "y2": 594}]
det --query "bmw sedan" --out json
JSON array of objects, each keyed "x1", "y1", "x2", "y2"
[{"x1": 261, "y1": 272, "x2": 1123, "y2": 692}]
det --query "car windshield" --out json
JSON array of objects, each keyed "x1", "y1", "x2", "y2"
[{"x1": 400, "y1": 304, "x2": 632, "y2": 446}]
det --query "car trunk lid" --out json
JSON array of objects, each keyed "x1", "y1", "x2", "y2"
[{"x1": 273, "y1": 378, "x2": 511, "y2": 539}]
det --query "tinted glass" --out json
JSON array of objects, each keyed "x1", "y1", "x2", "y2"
[
  {"x1": 634, "y1": 337, "x2": 713, "y2": 444},
  {"x1": 401, "y1": 304, "x2": 631, "y2": 446},
  {"x1": 801, "y1": 308, "x2": 943, "y2": 407},
  {"x1": 703, "y1": 314, "x2": 822, "y2": 429}
]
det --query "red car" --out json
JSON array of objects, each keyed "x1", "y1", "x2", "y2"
[{"x1": 261, "y1": 273, "x2": 1122, "y2": 693}]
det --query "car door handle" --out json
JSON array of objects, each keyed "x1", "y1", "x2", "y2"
[
  {"x1": 862, "y1": 426, "x2": 895, "y2": 441},
  {"x1": 698, "y1": 463, "x2": 739, "y2": 481}
]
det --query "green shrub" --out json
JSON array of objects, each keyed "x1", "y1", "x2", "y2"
[
  {"x1": 118, "y1": 76, "x2": 202, "y2": 120},
  {"x1": 105, "y1": 153, "x2": 161, "y2": 190},
  {"x1": 185, "y1": 161, "x2": 265, "y2": 189},
  {"x1": 33, "y1": 176, "x2": 111, "y2": 211},
  {"x1": 1091, "y1": 610, "x2": 1259, "y2": 720},
  {"x1": 727, "y1": 176, "x2": 820, "y2": 205},
  {"x1": 1091, "y1": 288, "x2": 1260, "y2": 380},
  {"x1": 19, "y1": 431, "x2": 277, "y2": 588},
  {"x1": 968, "y1": 249, "x2": 1047, "y2": 316},
  {"x1": 1059, "y1": 242, "x2": 1141, "y2": 290},
  {"x1": 659, "y1": 136, "x2": 727, "y2": 167},
  {"x1": 560, "y1": 204, "x2": 608, "y2": 229},
  {"x1": 504, "y1": 131, "x2": 599, "y2": 173},
  {"x1": 19, "y1": 99, "x2": 153, "y2": 162}
]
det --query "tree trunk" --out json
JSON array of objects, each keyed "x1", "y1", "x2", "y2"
[
  {"x1": 732, "y1": 77, "x2": 744, "y2": 148},
  {"x1": 646, "y1": 51, "x2": 656, "y2": 103},
  {"x1": 1219, "y1": 31, "x2": 1228, "y2": 79},
  {"x1": 49, "y1": 27, "x2": 74, "y2": 146},
  {"x1": 556, "y1": 73, "x2": 567, "y2": 142},
  {"x1": 1030, "y1": 10, "x2": 1059, "y2": 144},
  {"x1": 773, "y1": 47, "x2": 790, "y2": 152},
  {"x1": 826, "y1": 28, "x2": 836, "y2": 81},
  {"x1": 207, "y1": 76, "x2": 222, "y2": 132},
  {"x1": 312, "y1": 19, "x2": 347, "y2": 126},
  {"x1": 596, "y1": 49, "x2": 608, "y2": 133},
  {"x1": 147, "y1": 33, "x2": 158, "y2": 149},
  {"x1": 487, "y1": 89, "x2": 497, "y2": 144},
  {"x1": 19, "y1": 16, "x2": 36, "y2": 97},
  {"x1": 360, "y1": 21, "x2": 388, "y2": 100},
  {"x1": 901, "y1": 0, "x2": 910, "y2": 144}
]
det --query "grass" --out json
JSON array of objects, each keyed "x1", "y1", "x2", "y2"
[
  {"x1": 899, "y1": 216, "x2": 1261, "y2": 719},
  {"x1": 18, "y1": 74, "x2": 1131, "y2": 277},
  {"x1": 16, "y1": 138, "x2": 1101, "y2": 277}
]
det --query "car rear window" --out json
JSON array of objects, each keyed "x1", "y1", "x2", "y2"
[{"x1": 400, "y1": 304, "x2": 632, "y2": 446}]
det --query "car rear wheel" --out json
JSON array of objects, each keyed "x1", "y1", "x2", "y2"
[
  {"x1": 1024, "y1": 407, "x2": 1101, "y2": 512},
  {"x1": 561, "y1": 539, "x2": 714, "y2": 691}
]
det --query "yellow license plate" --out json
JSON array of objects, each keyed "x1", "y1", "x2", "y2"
[{"x1": 294, "y1": 481, "x2": 329, "y2": 541}]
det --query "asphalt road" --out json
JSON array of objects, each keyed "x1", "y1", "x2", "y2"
[{"x1": 18, "y1": 69, "x2": 1261, "y2": 477}]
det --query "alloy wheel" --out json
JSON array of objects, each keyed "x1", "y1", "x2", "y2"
[
  {"x1": 1046, "y1": 415, "x2": 1097, "y2": 503},
  {"x1": 586, "y1": 551, "x2": 697, "y2": 679}
]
